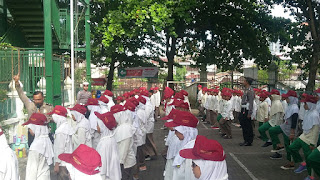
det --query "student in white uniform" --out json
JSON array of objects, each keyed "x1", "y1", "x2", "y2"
[
  {"x1": 98, "y1": 95, "x2": 110, "y2": 113},
  {"x1": 219, "y1": 91, "x2": 233, "y2": 139},
  {"x1": 95, "y1": 111, "x2": 121, "y2": 180},
  {"x1": 281, "y1": 94, "x2": 289, "y2": 113},
  {"x1": 180, "y1": 135, "x2": 228, "y2": 180},
  {"x1": 288, "y1": 95, "x2": 320, "y2": 180},
  {"x1": 103, "y1": 90, "x2": 115, "y2": 107},
  {"x1": 197, "y1": 85, "x2": 203, "y2": 117},
  {"x1": 48, "y1": 105, "x2": 74, "y2": 180},
  {"x1": 86, "y1": 98, "x2": 101, "y2": 149},
  {"x1": 0, "y1": 126, "x2": 19, "y2": 180},
  {"x1": 69, "y1": 104, "x2": 92, "y2": 149},
  {"x1": 24, "y1": 113, "x2": 54, "y2": 180},
  {"x1": 59, "y1": 144, "x2": 102, "y2": 180},
  {"x1": 115, "y1": 103, "x2": 137, "y2": 180},
  {"x1": 154, "y1": 87, "x2": 161, "y2": 119}
]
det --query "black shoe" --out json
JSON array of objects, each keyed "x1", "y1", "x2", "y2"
[
  {"x1": 261, "y1": 142, "x2": 272, "y2": 147},
  {"x1": 244, "y1": 142, "x2": 252, "y2": 146},
  {"x1": 220, "y1": 133, "x2": 226, "y2": 137},
  {"x1": 270, "y1": 153, "x2": 282, "y2": 160},
  {"x1": 239, "y1": 142, "x2": 247, "y2": 146}
]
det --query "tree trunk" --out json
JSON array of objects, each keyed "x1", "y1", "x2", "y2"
[
  {"x1": 106, "y1": 57, "x2": 116, "y2": 91},
  {"x1": 306, "y1": 43, "x2": 320, "y2": 91},
  {"x1": 166, "y1": 35, "x2": 176, "y2": 89}
]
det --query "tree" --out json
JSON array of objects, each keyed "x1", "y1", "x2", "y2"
[
  {"x1": 174, "y1": 66, "x2": 187, "y2": 82},
  {"x1": 265, "y1": 0, "x2": 320, "y2": 90}
]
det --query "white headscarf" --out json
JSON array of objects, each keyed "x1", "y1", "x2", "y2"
[
  {"x1": 303, "y1": 102, "x2": 320, "y2": 134},
  {"x1": 66, "y1": 163, "x2": 102, "y2": 180},
  {"x1": 270, "y1": 95, "x2": 284, "y2": 117},
  {"x1": 52, "y1": 114, "x2": 74, "y2": 135},
  {"x1": 98, "y1": 101, "x2": 109, "y2": 113},
  {"x1": 87, "y1": 105, "x2": 101, "y2": 132},
  {"x1": 172, "y1": 126, "x2": 198, "y2": 166},
  {"x1": 114, "y1": 110, "x2": 136, "y2": 142},
  {"x1": 284, "y1": 96, "x2": 299, "y2": 120},
  {"x1": 28, "y1": 124, "x2": 54, "y2": 165},
  {"x1": 0, "y1": 134, "x2": 19, "y2": 179},
  {"x1": 105, "y1": 95, "x2": 115, "y2": 107},
  {"x1": 71, "y1": 111, "x2": 90, "y2": 131},
  {"x1": 193, "y1": 158, "x2": 228, "y2": 180}
]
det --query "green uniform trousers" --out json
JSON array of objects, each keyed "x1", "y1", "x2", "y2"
[
  {"x1": 269, "y1": 125, "x2": 291, "y2": 161},
  {"x1": 258, "y1": 122, "x2": 272, "y2": 142},
  {"x1": 306, "y1": 148, "x2": 320, "y2": 177},
  {"x1": 288, "y1": 138, "x2": 312, "y2": 175}
]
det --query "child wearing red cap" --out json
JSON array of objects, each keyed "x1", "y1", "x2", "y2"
[
  {"x1": 257, "y1": 92, "x2": 273, "y2": 148},
  {"x1": 24, "y1": 113, "x2": 54, "y2": 180},
  {"x1": 95, "y1": 112, "x2": 121, "y2": 180},
  {"x1": 164, "y1": 112, "x2": 198, "y2": 180},
  {"x1": 98, "y1": 96, "x2": 110, "y2": 113},
  {"x1": 269, "y1": 90, "x2": 299, "y2": 168},
  {"x1": 103, "y1": 90, "x2": 115, "y2": 107},
  {"x1": 69, "y1": 104, "x2": 92, "y2": 149},
  {"x1": 114, "y1": 106, "x2": 137, "y2": 180},
  {"x1": 219, "y1": 92, "x2": 233, "y2": 139},
  {"x1": 59, "y1": 144, "x2": 102, "y2": 180},
  {"x1": 86, "y1": 98, "x2": 102, "y2": 149},
  {"x1": 287, "y1": 95, "x2": 320, "y2": 180},
  {"x1": 48, "y1": 105, "x2": 74, "y2": 179},
  {"x1": 0, "y1": 127, "x2": 19, "y2": 180},
  {"x1": 180, "y1": 135, "x2": 228, "y2": 180}
]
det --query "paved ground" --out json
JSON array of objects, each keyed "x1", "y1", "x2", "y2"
[{"x1": 18, "y1": 109, "x2": 316, "y2": 180}]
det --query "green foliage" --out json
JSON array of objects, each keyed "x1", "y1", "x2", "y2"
[
  {"x1": 174, "y1": 66, "x2": 187, "y2": 82},
  {"x1": 258, "y1": 69, "x2": 269, "y2": 83},
  {"x1": 75, "y1": 67, "x2": 86, "y2": 84}
]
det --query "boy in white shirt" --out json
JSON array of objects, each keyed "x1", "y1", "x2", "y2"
[{"x1": 219, "y1": 92, "x2": 233, "y2": 139}]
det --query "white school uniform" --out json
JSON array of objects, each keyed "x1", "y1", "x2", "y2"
[
  {"x1": 96, "y1": 116, "x2": 121, "y2": 180},
  {"x1": 0, "y1": 132, "x2": 19, "y2": 180},
  {"x1": 71, "y1": 111, "x2": 92, "y2": 149},
  {"x1": 87, "y1": 105, "x2": 101, "y2": 149},
  {"x1": 66, "y1": 163, "x2": 102, "y2": 180},
  {"x1": 26, "y1": 125, "x2": 54, "y2": 180}
]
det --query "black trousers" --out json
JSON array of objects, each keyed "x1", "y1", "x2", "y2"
[{"x1": 239, "y1": 109, "x2": 253, "y2": 144}]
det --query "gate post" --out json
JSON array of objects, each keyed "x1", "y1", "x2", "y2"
[
  {"x1": 44, "y1": 0, "x2": 53, "y2": 104},
  {"x1": 85, "y1": 0, "x2": 91, "y2": 91}
]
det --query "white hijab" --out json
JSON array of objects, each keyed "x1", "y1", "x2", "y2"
[
  {"x1": 87, "y1": 105, "x2": 101, "y2": 132},
  {"x1": 28, "y1": 124, "x2": 54, "y2": 165},
  {"x1": 114, "y1": 110, "x2": 136, "y2": 142},
  {"x1": 71, "y1": 111, "x2": 90, "y2": 131},
  {"x1": 172, "y1": 126, "x2": 198, "y2": 166},
  {"x1": 303, "y1": 102, "x2": 320, "y2": 134},
  {"x1": 66, "y1": 163, "x2": 102, "y2": 180},
  {"x1": 98, "y1": 101, "x2": 109, "y2": 113},
  {"x1": 284, "y1": 96, "x2": 299, "y2": 120},
  {"x1": 105, "y1": 95, "x2": 115, "y2": 107},
  {"x1": 193, "y1": 158, "x2": 228, "y2": 180},
  {"x1": 52, "y1": 114, "x2": 74, "y2": 135}
]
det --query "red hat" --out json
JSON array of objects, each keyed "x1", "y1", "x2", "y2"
[
  {"x1": 174, "y1": 92, "x2": 184, "y2": 100},
  {"x1": 123, "y1": 93, "x2": 130, "y2": 99},
  {"x1": 270, "y1": 89, "x2": 280, "y2": 95},
  {"x1": 161, "y1": 109, "x2": 179, "y2": 120},
  {"x1": 301, "y1": 94, "x2": 318, "y2": 104},
  {"x1": 124, "y1": 101, "x2": 136, "y2": 111},
  {"x1": 128, "y1": 91, "x2": 134, "y2": 97},
  {"x1": 180, "y1": 135, "x2": 225, "y2": 161},
  {"x1": 58, "y1": 144, "x2": 102, "y2": 175},
  {"x1": 169, "y1": 99, "x2": 183, "y2": 107},
  {"x1": 165, "y1": 111, "x2": 198, "y2": 128},
  {"x1": 222, "y1": 92, "x2": 232, "y2": 98},
  {"x1": 139, "y1": 87, "x2": 147, "y2": 91},
  {"x1": 301, "y1": 93, "x2": 308, "y2": 97},
  {"x1": 47, "y1": 105, "x2": 68, "y2": 117},
  {"x1": 177, "y1": 102, "x2": 189, "y2": 110},
  {"x1": 115, "y1": 96, "x2": 124, "y2": 101},
  {"x1": 22, "y1": 113, "x2": 47, "y2": 126},
  {"x1": 137, "y1": 96, "x2": 146, "y2": 104},
  {"x1": 253, "y1": 88, "x2": 261, "y2": 92},
  {"x1": 103, "y1": 90, "x2": 113, "y2": 97},
  {"x1": 164, "y1": 87, "x2": 174, "y2": 98},
  {"x1": 140, "y1": 91, "x2": 149, "y2": 97},
  {"x1": 281, "y1": 93, "x2": 289, "y2": 98},
  {"x1": 202, "y1": 87, "x2": 208, "y2": 92},
  {"x1": 314, "y1": 88, "x2": 320, "y2": 94},
  {"x1": 150, "y1": 87, "x2": 154, "y2": 91},
  {"x1": 129, "y1": 97, "x2": 139, "y2": 106},
  {"x1": 0, "y1": 126, "x2": 4, "y2": 136},
  {"x1": 213, "y1": 89, "x2": 219, "y2": 93},
  {"x1": 69, "y1": 104, "x2": 87, "y2": 115},
  {"x1": 94, "y1": 112, "x2": 117, "y2": 130},
  {"x1": 286, "y1": 90, "x2": 297, "y2": 97},
  {"x1": 197, "y1": 85, "x2": 202, "y2": 88},
  {"x1": 154, "y1": 87, "x2": 159, "y2": 90},
  {"x1": 98, "y1": 96, "x2": 109, "y2": 104},
  {"x1": 259, "y1": 93, "x2": 268, "y2": 99},
  {"x1": 180, "y1": 90, "x2": 188, "y2": 96},
  {"x1": 110, "y1": 105, "x2": 124, "y2": 113},
  {"x1": 85, "y1": 98, "x2": 99, "y2": 106}
]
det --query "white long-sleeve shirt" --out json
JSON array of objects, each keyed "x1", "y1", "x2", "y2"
[
  {"x1": 155, "y1": 91, "x2": 161, "y2": 107},
  {"x1": 197, "y1": 90, "x2": 202, "y2": 101},
  {"x1": 221, "y1": 100, "x2": 232, "y2": 120},
  {"x1": 257, "y1": 101, "x2": 269, "y2": 123}
]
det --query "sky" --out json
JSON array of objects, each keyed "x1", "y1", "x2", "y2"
[{"x1": 270, "y1": 4, "x2": 295, "y2": 21}]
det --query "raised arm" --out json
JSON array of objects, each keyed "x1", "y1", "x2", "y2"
[{"x1": 13, "y1": 74, "x2": 32, "y2": 109}]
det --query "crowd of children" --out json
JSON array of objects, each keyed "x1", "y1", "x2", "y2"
[{"x1": 2, "y1": 83, "x2": 320, "y2": 180}]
